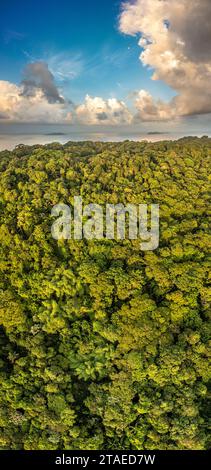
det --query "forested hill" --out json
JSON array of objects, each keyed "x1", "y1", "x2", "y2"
[{"x1": 0, "y1": 138, "x2": 210, "y2": 450}]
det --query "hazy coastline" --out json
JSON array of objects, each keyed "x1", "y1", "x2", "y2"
[{"x1": 0, "y1": 123, "x2": 210, "y2": 151}]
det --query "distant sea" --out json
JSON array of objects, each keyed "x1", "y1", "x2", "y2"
[{"x1": 0, "y1": 124, "x2": 210, "y2": 151}]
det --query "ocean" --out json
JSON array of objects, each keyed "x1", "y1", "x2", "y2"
[{"x1": 0, "y1": 123, "x2": 210, "y2": 151}]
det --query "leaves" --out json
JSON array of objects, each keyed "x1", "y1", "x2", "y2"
[{"x1": 0, "y1": 138, "x2": 210, "y2": 450}]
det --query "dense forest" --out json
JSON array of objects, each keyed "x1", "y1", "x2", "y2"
[{"x1": 0, "y1": 137, "x2": 210, "y2": 450}]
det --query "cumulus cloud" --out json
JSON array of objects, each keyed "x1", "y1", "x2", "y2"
[
  {"x1": 134, "y1": 90, "x2": 175, "y2": 122},
  {"x1": 75, "y1": 95, "x2": 133, "y2": 125},
  {"x1": 0, "y1": 58, "x2": 133, "y2": 125},
  {"x1": 0, "y1": 60, "x2": 77, "y2": 123},
  {"x1": 119, "y1": 0, "x2": 211, "y2": 120},
  {"x1": 0, "y1": 80, "x2": 71, "y2": 123},
  {"x1": 21, "y1": 61, "x2": 65, "y2": 104},
  {"x1": 0, "y1": 77, "x2": 132, "y2": 125}
]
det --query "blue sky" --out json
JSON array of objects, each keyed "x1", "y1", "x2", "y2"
[{"x1": 0, "y1": 0, "x2": 174, "y2": 103}]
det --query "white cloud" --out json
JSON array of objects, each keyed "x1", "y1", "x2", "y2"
[
  {"x1": 75, "y1": 94, "x2": 133, "y2": 125},
  {"x1": 0, "y1": 57, "x2": 134, "y2": 125},
  {"x1": 119, "y1": 0, "x2": 211, "y2": 120},
  {"x1": 0, "y1": 81, "x2": 132, "y2": 126},
  {"x1": 134, "y1": 90, "x2": 175, "y2": 122},
  {"x1": 0, "y1": 80, "x2": 71, "y2": 123}
]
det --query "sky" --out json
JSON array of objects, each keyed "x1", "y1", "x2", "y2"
[{"x1": 0, "y1": 0, "x2": 211, "y2": 134}]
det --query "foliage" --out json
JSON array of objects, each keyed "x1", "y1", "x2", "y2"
[{"x1": 0, "y1": 137, "x2": 210, "y2": 450}]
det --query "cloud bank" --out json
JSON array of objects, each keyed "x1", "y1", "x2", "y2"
[
  {"x1": 0, "y1": 79, "x2": 70, "y2": 124},
  {"x1": 119, "y1": 0, "x2": 211, "y2": 120},
  {"x1": 0, "y1": 63, "x2": 132, "y2": 125},
  {"x1": 76, "y1": 95, "x2": 132, "y2": 125}
]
